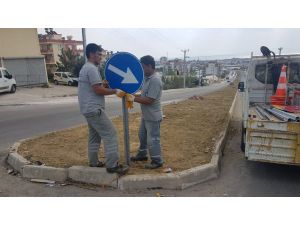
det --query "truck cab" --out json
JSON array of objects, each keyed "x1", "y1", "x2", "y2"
[
  {"x1": 240, "y1": 54, "x2": 300, "y2": 165},
  {"x1": 0, "y1": 67, "x2": 17, "y2": 94}
]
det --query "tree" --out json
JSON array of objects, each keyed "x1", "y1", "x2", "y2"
[
  {"x1": 56, "y1": 48, "x2": 84, "y2": 77},
  {"x1": 167, "y1": 68, "x2": 176, "y2": 75},
  {"x1": 73, "y1": 57, "x2": 85, "y2": 77}
]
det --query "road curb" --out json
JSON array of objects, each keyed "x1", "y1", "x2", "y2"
[
  {"x1": 6, "y1": 141, "x2": 30, "y2": 174},
  {"x1": 68, "y1": 166, "x2": 118, "y2": 188},
  {"x1": 5, "y1": 91, "x2": 238, "y2": 189},
  {"x1": 22, "y1": 165, "x2": 68, "y2": 182}
]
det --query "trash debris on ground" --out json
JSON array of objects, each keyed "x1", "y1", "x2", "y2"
[
  {"x1": 45, "y1": 183, "x2": 55, "y2": 187},
  {"x1": 33, "y1": 160, "x2": 44, "y2": 166},
  {"x1": 188, "y1": 95, "x2": 204, "y2": 100},
  {"x1": 7, "y1": 169, "x2": 14, "y2": 174},
  {"x1": 30, "y1": 179, "x2": 55, "y2": 184},
  {"x1": 156, "y1": 192, "x2": 165, "y2": 197},
  {"x1": 163, "y1": 167, "x2": 172, "y2": 173},
  {"x1": 147, "y1": 187, "x2": 163, "y2": 190},
  {"x1": 7, "y1": 169, "x2": 18, "y2": 176}
]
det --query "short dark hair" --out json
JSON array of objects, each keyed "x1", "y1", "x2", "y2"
[
  {"x1": 140, "y1": 55, "x2": 155, "y2": 69},
  {"x1": 86, "y1": 43, "x2": 103, "y2": 59}
]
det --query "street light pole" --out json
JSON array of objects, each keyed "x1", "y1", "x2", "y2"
[
  {"x1": 82, "y1": 28, "x2": 87, "y2": 62},
  {"x1": 181, "y1": 49, "x2": 189, "y2": 88}
]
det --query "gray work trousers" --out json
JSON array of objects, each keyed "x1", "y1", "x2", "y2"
[
  {"x1": 137, "y1": 118, "x2": 163, "y2": 164},
  {"x1": 84, "y1": 109, "x2": 119, "y2": 168}
]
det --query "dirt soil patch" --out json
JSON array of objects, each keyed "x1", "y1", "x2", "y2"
[{"x1": 18, "y1": 84, "x2": 236, "y2": 175}]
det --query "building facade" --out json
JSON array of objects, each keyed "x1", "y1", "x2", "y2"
[
  {"x1": 38, "y1": 28, "x2": 83, "y2": 74},
  {"x1": 205, "y1": 62, "x2": 220, "y2": 76},
  {"x1": 0, "y1": 28, "x2": 48, "y2": 86}
]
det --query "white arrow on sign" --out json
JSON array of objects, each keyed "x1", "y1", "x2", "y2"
[{"x1": 108, "y1": 64, "x2": 139, "y2": 84}]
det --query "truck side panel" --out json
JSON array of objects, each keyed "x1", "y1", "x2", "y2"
[{"x1": 246, "y1": 120, "x2": 300, "y2": 165}]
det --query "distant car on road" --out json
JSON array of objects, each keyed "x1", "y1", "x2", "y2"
[
  {"x1": 54, "y1": 72, "x2": 78, "y2": 86},
  {"x1": 0, "y1": 67, "x2": 17, "y2": 94}
]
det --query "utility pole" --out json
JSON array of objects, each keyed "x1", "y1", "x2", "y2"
[
  {"x1": 278, "y1": 47, "x2": 283, "y2": 55},
  {"x1": 82, "y1": 28, "x2": 87, "y2": 62},
  {"x1": 181, "y1": 49, "x2": 189, "y2": 88}
]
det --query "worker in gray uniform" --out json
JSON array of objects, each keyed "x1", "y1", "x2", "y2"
[
  {"x1": 131, "y1": 55, "x2": 164, "y2": 169},
  {"x1": 78, "y1": 43, "x2": 128, "y2": 175}
]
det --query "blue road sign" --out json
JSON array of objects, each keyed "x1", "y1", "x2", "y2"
[{"x1": 105, "y1": 52, "x2": 144, "y2": 94}]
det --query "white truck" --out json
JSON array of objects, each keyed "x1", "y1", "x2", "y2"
[
  {"x1": 0, "y1": 67, "x2": 17, "y2": 94},
  {"x1": 239, "y1": 53, "x2": 300, "y2": 166}
]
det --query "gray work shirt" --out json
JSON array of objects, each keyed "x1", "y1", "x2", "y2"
[
  {"x1": 140, "y1": 74, "x2": 163, "y2": 121},
  {"x1": 78, "y1": 62, "x2": 104, "y2": 115}
]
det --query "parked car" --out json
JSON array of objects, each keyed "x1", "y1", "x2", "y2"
[
  {"x1": 53, "y1": 72, "x2": 78, "y2": 86},
  {"x1": 0, "y1": 67, "x2": 17, "y2": 94}
]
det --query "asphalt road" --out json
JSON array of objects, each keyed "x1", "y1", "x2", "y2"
[{"x1": 2, "y1": 82, "x2": 300, "y2": 196}]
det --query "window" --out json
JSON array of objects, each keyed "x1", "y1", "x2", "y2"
[
  {"x1": 62, "y1": 74, "x2": 68, "y2": 78},
  {"x1": 2, "y1": 70, "x2": 9, "y2": 77},
  {"x1": 255, "y1": 63, "x2": 300, "y2": 84}
]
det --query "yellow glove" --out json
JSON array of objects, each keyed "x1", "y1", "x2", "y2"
[
  {"x1": 116, "y1": 89, "x2": 126, "y2": 98},
  {"x1": 125, "y1": 94, "x2": 134, "y2": 109}
]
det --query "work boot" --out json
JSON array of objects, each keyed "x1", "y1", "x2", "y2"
[
  {"x1": 89, "y1": 161, "x2": 105, "y2": 168},
  {"x1": 106, "y1": 164, "x2": 129, "y2": 176},
  {"x1": 144, "y1": 161, "x2": 163, "y2": 169},
  {"x1": 130, "y1": 155, "x2": 148, "y2": 162},
  {"x1": 131, "y1": 151, "x2": 148, "y2": 162}
]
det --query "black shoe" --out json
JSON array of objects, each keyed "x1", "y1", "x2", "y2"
[
  {"x1": 106, "y1": 164, "x2": 129, "y2": 176},
  {"x1": 130, "y1": 155, "x2": 148, "y2": 162},
  {"x1": 144, "y1": 161, "x2": 163, "y2": 169},
  {"x1": 89, "y1": 161, "x2": 105, "y2": 167}
]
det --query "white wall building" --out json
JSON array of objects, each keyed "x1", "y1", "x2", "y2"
[{"x1": 205, "y1": 63, "x2": 220, "y2": 75}]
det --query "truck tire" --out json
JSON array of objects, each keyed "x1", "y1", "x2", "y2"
[
  {"x1": 54, "y1": 80, "x2": 59, "y2": 85},
  {"x1": 240, "y1": 124, "x2": 246, "y2": 152},
  {"x1": 10, "y1": 84, "x2": 16, "y2": 93},
  {"x1": 68, "y1": 81, "x2": 72, "y2": 86}
]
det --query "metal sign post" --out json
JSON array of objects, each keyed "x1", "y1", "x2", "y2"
[
  {"x1": 122, "y1": 96, "x2": 131, "y2": 165},
  {"x1": 81, "y1": 28, "x2": 87, "y2": 63},
  {"x1": 105, "y1": 52, "x2": 144, "y2": 166}
]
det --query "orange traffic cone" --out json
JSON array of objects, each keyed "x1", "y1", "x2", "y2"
[{"x1": 270, "y1": 65, "x2": 289, "y2": 106}]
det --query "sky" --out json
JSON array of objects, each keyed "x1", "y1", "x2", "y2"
[{"x1": 38, "y1": 28, "x2": 300, "y2": 60}]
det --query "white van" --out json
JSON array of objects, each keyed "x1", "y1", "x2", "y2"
[
  {"x1": 54, "y1": 72, "x2": 78, "y2": 86},
  {"x1": 0, "y1": 67, "x2": 17, "y2": 94}
]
